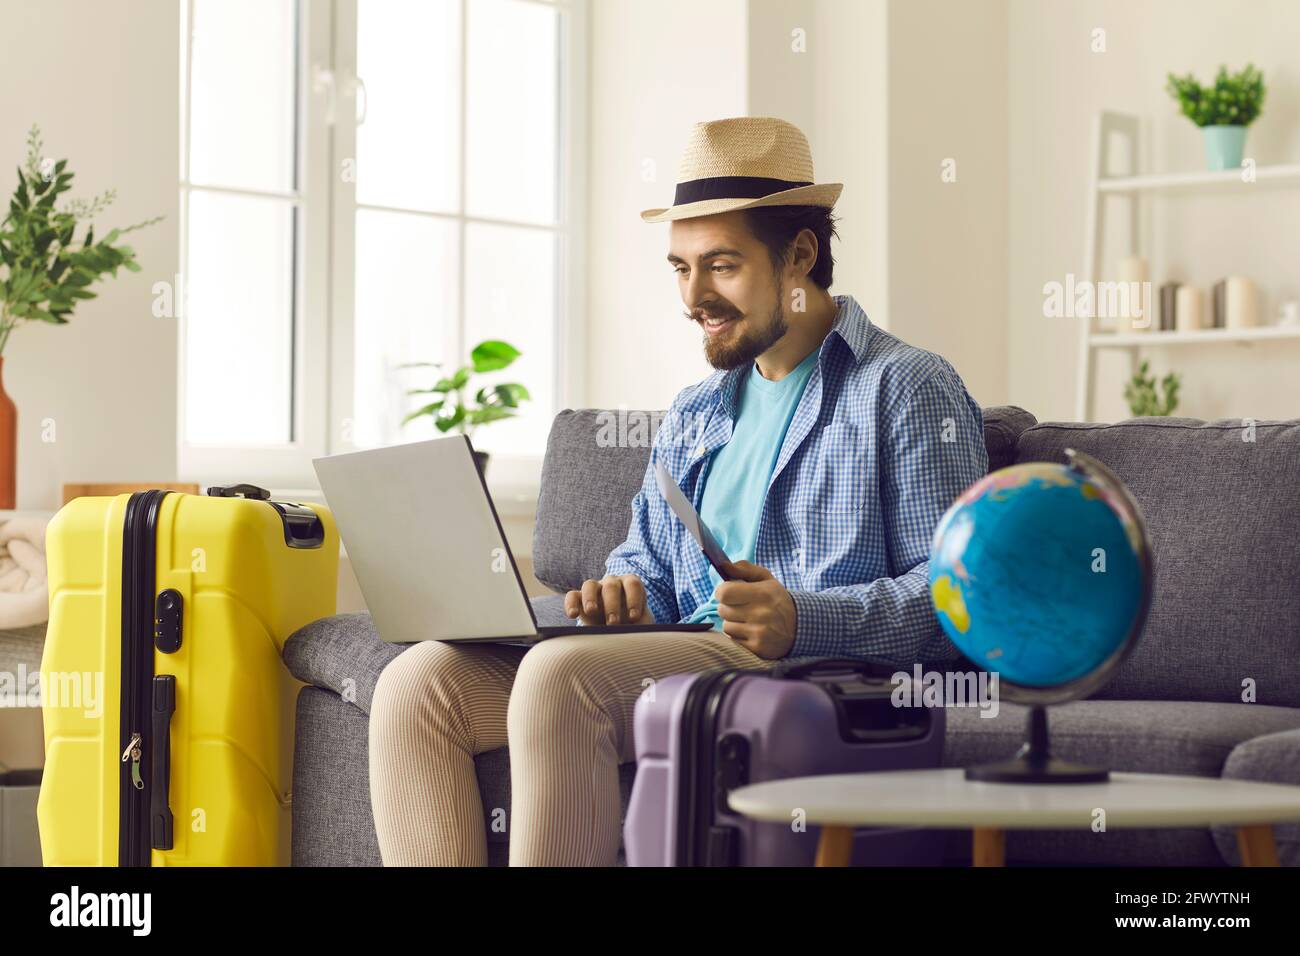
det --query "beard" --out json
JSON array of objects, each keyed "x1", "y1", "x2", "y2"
[{"x1": 692, "y1": 286, "x2": 789, "y2": 371}]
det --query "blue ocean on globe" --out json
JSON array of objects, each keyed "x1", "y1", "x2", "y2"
[{"x1": 928, "y1": 462, "x2": 1146, "y2": 688}]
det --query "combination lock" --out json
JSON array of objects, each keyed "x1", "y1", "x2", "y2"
[{"x1": 155, "y1": 589, "x2": 183, "y2": 654}]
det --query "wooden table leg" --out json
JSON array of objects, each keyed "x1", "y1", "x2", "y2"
[
  {"x1": 1236, "y1": 825, "x2": 1280, "y2": 867},
  {"x1": 815, "y1": 826, "x2": 854, "y2": 867},
  {"x1": 972, "y1": 827, "x2": 1006, "y2": 867}
]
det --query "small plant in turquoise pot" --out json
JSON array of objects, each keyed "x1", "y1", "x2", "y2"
[{"x1": 1166, "y1": 64, "x2": 1266, "y2": 172}]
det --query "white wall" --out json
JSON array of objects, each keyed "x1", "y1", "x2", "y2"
[
  {"x1": 584, "y1": 0, "x2": 749, "y2": 413},
  {"x1": 1008, "y1": 0, "x2": 1300, "y2": 422},
  {"x1": 0, "y1": 0, "x2": 180, "y2": 509},
  {"x1": 886, "y1": 0, "x2": 1009, "y2": 408},
  {"x1": 812, "y1": 0, "x2": 889, "y2": 331},
  {"x1": 752, "y1": 0, "x2": 891, "y2": 338}
]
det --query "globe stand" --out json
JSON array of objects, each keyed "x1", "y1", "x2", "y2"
[{"x1": 964, "y1": 706, "x2": 1110, "y2": 783}]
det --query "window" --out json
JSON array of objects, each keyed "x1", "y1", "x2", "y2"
[{"x1": 179, "y1": 0, "x2": 585, "y2": 489}]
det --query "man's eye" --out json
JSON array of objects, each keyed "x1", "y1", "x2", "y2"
[{"x1": 712, "y1": 264, "x2": 733, "y2": 273}]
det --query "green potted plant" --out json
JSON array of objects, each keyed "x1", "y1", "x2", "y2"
[
  {"x1": 0, "y1": 125, "x2": 159, "y2": 507},
  {"x1": 1123, "y1": 360, "x2": 1181, "y2": 417},
  {"x1": 401, "y1": 339, "x2": 530, "y2": 475},
  {"x1": 1165, "y1": 64, "x2": 1265, "y2": 171}
]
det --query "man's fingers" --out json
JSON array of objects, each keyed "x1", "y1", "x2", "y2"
[
  {"x1": 721, "y1": 618, "x2": 759, "y2": 646},
  {"x1": 580, "y1": 579, "x2": 603, "y2": 624},
  {"x1": 600, "y1": 577, "x2": 626, "y2": 625},
  {"x1": 564, "y1": 590, "x2": 582, "y2": 619},
  {"x1": 622, "y1": 575, "x2": 646, "y2": 622},
  {"x1": 581, "y1": 579, "x2": 601, "y2": 612},
  {"x1": 715, "y1": 600, "x2": 754, "y2": 623},
  {"x1": 714, "y1": 579, "x2": 766, "y2": 607},
  {"x1": 725, "y1": 560, "x2": 773, "y2": 582}
]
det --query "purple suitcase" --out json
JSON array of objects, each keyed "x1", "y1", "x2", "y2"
[{"x1": 624, "y1": 657, "x2": 946, "y2": 866}]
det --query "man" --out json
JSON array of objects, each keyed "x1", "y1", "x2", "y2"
[{"x1": 368, "y1": 116, "x2": 987, "y2": 867}]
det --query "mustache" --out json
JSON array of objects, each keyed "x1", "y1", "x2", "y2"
[{"x1": 684, "y1": 302, "x2": 742, "y2": 323}]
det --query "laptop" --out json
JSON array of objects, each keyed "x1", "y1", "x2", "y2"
[{"x1": 312, "y1": 434, "x2": 713, "y2": 645}]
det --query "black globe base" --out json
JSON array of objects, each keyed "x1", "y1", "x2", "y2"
[
  {"x1": 965, "y1": 756, "x2": 1110, "y2": 783},
  {"x1": 963, "y1": 705, "x2": 1110, "y2": 784}
]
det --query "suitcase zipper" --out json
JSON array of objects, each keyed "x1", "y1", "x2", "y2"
[
  {"x1": 118, "y1": 489, "x2": 168, "y2": 867},
  {"x1": 676, "y1": 668, "x2": 745, "y2": 866},
  {"x1": 121, "y1": 732, "x2": 144, "y2": 790}
]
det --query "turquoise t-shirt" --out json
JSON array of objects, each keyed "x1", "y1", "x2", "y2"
[{"x1": 685, "y1": 346, "x2": 820, "y2": 630}]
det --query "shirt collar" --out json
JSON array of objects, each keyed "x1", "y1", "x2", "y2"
[
  {"x1": 828, "y1": 293, "x2": 874, "y2": 365},
  {"x1": 709, "y1": 294, "x2": 874, "y2": 416}
]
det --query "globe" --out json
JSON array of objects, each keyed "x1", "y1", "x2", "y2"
[
  {"x1": 927, "y1": 448, "x2": 1154, "y2": 783},
  {"x1": 929, "y1": 449, "x2": 1153, "y2": 702}
]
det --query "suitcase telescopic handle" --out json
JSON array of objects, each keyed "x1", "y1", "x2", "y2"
[{"x1": 206, "y1": 483, "x2": 272, "y2": 500}]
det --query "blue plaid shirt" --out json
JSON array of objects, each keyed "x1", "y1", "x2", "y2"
[{"x1": 604, "y1": 294, "x2": 988, "y2": 664}]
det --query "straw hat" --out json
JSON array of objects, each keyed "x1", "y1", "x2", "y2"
[{"x1": 641, "y1": 116, "x2": 842, "y2": 223}]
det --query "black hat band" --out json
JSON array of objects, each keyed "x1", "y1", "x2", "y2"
[{"x1": 672, "y1": 175, "x2": 812, "y2": 207}]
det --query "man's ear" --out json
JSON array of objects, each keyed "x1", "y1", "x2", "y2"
[{"x1": 790, "y1": 227, "x2": 819, "y2": 280}]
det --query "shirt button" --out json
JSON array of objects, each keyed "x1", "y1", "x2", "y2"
[{"x1": 695, "y1": 445, "x2": 706, "y2": 457}]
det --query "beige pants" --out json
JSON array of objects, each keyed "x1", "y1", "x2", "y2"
[{"x1": 368, "y1": 629, "x2": 776, "y2": 866}]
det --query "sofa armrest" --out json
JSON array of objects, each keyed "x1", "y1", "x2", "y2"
[
  {"x1": 1214, "y1": 727, "x2": 1300, "y2": 866},
  {"x1": 283, "y1": 613, "x2": 408, "y2": 715}
]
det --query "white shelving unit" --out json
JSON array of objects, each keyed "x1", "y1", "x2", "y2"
[
  {"x1": 1075, "y1": 112, "x2": 1300, "y2": 421},
  {"x1": 1097, "y1": 163, "x2": 1300, "y2": 195},
  {"x1": 1090, "y1": 325, "x2": 1300, "y2": 348}
]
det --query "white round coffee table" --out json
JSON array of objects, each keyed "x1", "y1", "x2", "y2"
[{"x1": 728, "y1": 768, "x2": 1300, "y2": 867}]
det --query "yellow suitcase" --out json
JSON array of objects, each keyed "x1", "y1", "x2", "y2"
[{"x1": 38, "y1": 485, "x2": 338, "y2": 866}]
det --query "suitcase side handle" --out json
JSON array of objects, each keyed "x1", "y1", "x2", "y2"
[
  {"x1": 150, "y1": 676, "x2": 176, "y2": 852},
  {"x1": 268, "y1": 502, "x2": 327, "y2": 549}
]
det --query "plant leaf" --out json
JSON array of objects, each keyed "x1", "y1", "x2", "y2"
[
  {"x1": 480, "y1": 382, "x2": 530, "y2": 408},
  {"x1": 467, "y1": 405, "x2": 516, "y2": 426},
  {"x1": 434, "y1": 404, "x2": 466, "y2": 432},
  {"x1": 400, "y1": 400, "x2": 445, "y2": 426},
  {"x1": 470, "y1": 339, "x2": 521, "y2": 372}
]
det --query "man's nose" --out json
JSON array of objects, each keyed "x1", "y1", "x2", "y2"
[{"x1": 684, "y1": 270, "x2": 715, "y2": 310}]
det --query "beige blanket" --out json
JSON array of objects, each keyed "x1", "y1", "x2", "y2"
[{"x1": 0, "y1": 516, "x2": 49, "y2": 629}]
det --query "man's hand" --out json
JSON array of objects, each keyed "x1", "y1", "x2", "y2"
[
  {"x1": 565, "y1": 574, "x2": 655, "y2": 626},
  {"x1": 714, "y1": 561, "x2": 797, "y2": 659}
]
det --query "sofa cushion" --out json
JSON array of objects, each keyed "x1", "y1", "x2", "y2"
[
  {"x1": 533, "y1": 404, "x2": 1037, "y2": 594},
  {"x1": 944, "y1": 698, "x2": 1300, "y2": 778},
  {"x1": 532, "y1": 409, "x2": 657, "y2": 594},
  {"x1": 1016, "y1": 418, "x2": 1300, "y2": 707},
  {"x1": 983, "y1": 405, "x2": 1037, "y2": 472}
]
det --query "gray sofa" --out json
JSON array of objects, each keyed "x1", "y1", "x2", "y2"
[{"x1": 284, "y1": 405, "x2": 1300, "y2": 866}]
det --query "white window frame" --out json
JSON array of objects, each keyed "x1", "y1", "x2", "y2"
[
  {"x1": 177, "y1": 0, "x2": 587, "y2": 495},
  {"x1": 177, "y1": 0, "x2": 333, "y2": 490}
]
